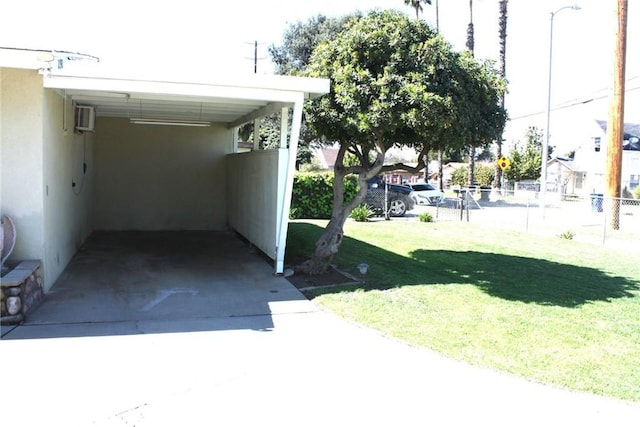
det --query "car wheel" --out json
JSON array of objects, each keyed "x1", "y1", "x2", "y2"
[{"x1": 388, "y1": 198, "x2": 407, "y2": 217}]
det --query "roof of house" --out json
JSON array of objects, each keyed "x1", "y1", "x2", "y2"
[
  {"x1": 595, "y1": 120, "x2": 640, "y2": 150},
  {"x1": 549, "y1": 157, "x2": 584, "y2": 172}
]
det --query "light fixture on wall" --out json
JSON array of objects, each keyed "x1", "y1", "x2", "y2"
[{"x1": 129, "y1": 118, "x2": 211, "y2": 127}]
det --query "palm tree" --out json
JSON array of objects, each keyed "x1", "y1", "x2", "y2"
[
  {"x1": 494, "y1": 0, "x2": 508, "y2": 190},
  {"x1": 466, "y1": 0, "x2": 476, "y2": 186},
  {"x1": 404, "y1": 0, "x2": 432, "y2": 20},
  {"x1": 403, "y1": 0, "x2": 435, "y2": 182},
  {"x1": 466, "y1": 0, "x2": 475, "y2": 53}
]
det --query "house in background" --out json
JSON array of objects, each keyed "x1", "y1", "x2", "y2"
[{"x1": 547, "y1": 119, "x2": 640, "y2": 197}]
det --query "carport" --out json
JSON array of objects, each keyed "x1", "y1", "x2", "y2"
[{"x1": 1, "y1": 48, "x2": 329, "y2": 296}]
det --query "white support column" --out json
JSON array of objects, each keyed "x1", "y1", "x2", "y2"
[
  {"x1": 232, "y1": 127, "x2": 239, "y2": 153},
  {"x1": 279, "y1": 107, "x2": 289, "y2": 148},
  {"x1": 274, "y1": 95, "x2": 303, "y2": 274},
  {"x1": 253, "y1": 118, "x2": 260, "y2": 150}
]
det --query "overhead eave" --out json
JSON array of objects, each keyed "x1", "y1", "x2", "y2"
[{"x1": 41, "y1": 71, "x2": 329, "y2": 126}]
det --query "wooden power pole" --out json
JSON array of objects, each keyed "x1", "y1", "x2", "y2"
[{"x1": 605, "y1": 0, "x2": 627, "y2": 230}]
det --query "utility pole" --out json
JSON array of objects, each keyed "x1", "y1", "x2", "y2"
[
  {"x1": 254, "y1": 40, "x2": 258, "y2": 74},
  {"x1": 605, "y1": 0, "x2": 627, "y2": 230},
  {"x1": 245, "y1": 40, "x2": 266, "y2": 74}
]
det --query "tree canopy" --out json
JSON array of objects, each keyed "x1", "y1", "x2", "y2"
[
  {"x1": 298, "y1": 10, "x2": 506, "y2": 273},
  {"x1": 269, "y1": 14, "x2": 360, "y2": 75},
  {"x1": 304, "y1": 10, "x2": 506, "y2": 172}
]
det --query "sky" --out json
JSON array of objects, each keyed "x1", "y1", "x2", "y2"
[{"x1": 2, "y1": 0, "x2": 638, "y2": 154}]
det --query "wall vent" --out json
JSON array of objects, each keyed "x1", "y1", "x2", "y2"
[{"x1": 75, "y1": 105, "x2": 95, "y2": 132}]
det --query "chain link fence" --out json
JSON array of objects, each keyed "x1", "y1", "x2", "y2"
[{"x1": 421, "y1": 188, "x2": 640, "y2": 247}]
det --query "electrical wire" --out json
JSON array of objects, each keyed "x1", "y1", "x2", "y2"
[
  {"x1": 72, "y1": 133, "x2": 88, "y2": 196},
  {"x1": 509, "y1": 75, "x2": 640, "y2": 121}
]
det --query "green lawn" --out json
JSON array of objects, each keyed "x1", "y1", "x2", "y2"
[{"x1": 286, "y1": 219, "x2": 640, "y2": 401}]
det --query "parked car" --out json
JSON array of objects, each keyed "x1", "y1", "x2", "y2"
[
  {"x1": 408, "y1": 183, "x2": 445, "y2": 206},
  {"x1": 365, "y1": 176, "x2": 415, "y2": 217}
]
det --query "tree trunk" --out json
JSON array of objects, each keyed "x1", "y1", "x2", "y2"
[
  {"x1": 494, "y1": 0, "x2": 508, "y2": 190},
  {"x1": 466, "y1": 0, "x2": 475, "y2": 187},
  {"x1": 468, "y1": 148, "x2": 475, "y2": 186},
  {"x1": 438, "y1": 149, "x2": 444, "y2": 190},
  {"x1": 299, "y1": 144, "x2": 384, "y2": 274},
  {"x1": 300, "y1": 216, "x2": 347, "y2": 275}
]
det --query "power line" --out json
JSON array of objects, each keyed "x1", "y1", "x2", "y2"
[{"x1": 509, "y1": 79, "x2": 640, "y2": 121}]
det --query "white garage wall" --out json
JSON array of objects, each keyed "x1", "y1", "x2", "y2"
[
  {"x1": 93, "y1": 118, "x2": 232, "y2": 230},
  {"x1": 42, "y1": 89, "x2": 94, "y2": 290},
  {"x1": 0, "y1": 68, "x2": 45, "y2": 270}
]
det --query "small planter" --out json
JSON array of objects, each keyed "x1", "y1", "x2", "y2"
[{"x1": 1, "y1": 260, "x2": 43, "y2": 325}]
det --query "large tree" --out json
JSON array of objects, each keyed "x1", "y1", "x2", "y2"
[{"x1": 301, "y1": 10, "x2": 506, "y2": 273}]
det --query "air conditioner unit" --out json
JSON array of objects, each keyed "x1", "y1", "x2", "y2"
[{"x1": 75, "y1": 105, "x2": 95, "y2": 132}]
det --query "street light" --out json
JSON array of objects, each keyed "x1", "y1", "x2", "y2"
[{"x1": 541, "y1": 4, "x2": 581, "y2": 218}]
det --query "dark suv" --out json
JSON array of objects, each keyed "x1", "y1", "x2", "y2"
[{"x1": 365, "y1": 176, "x2": 415, "y2": 217}]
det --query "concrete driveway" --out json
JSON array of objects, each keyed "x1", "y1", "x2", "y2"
[{"x1": 2, "y1": 231, "x2": 639, "y2": 426}]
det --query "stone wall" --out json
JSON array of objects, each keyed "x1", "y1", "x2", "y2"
[{"x1": 1, "y1": 260, "x2": 43, "y2": 325}]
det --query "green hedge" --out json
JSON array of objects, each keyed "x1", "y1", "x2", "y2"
[{"x1": 291, "y1": 173, "x2": 359, "y2": 219}]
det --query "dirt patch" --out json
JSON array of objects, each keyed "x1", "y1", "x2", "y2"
[{"x1": 286, "y1": 266, "x2": 359, "y2": 291}]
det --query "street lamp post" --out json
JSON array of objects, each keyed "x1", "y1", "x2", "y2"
[{"x1": 541, "y1": 4, "x2": 581, "y2": 218}]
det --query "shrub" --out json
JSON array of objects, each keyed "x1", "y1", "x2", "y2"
[
  {"x1": 451, "y1": 165, "x2": 495, "y2": 187},
  {"x1": 451, "y1": 167, "x2": 468, "y2": 186},
  {"x1": 633, "y1": 186, "x2": 640, "y2": 200},
  {"x1": 558, "y1": 230, "x2": 575, "y2": 240},
  {"x1": 291, "y1": 172, "x2": 359, "y2": 219},
  {"x1": 418, "y1": 211, "x2": 434, "y2": 222},
  {"x1": 350, "y1": 204, "x2": 374, "y2": 222},
  {"x1": 474, "y1": 164, "x2": 495, "y2": 186}
]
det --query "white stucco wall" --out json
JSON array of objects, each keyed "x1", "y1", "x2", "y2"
[
  {"x1": 1, "y1": 67, "x2": 45, "y2": 268},
  {"x1": 93, "y1": 118, "x2": 232, "y2": 230},
  {"x1": 227, "y1": 150, "x2": 283, "y2": 260},
  {"x1": 42, "y1": 89, "x2": 94, "y2": 288},
  {"x1": 1, "y1": 68, "x2": 95, "y2": 291}
]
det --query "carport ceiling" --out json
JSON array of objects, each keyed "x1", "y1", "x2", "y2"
[
  {"x1": 44, "y1": 72, "x2": 329, "y2": 128},
  {"x1": 66, "y1": 89, "x2": 272, "y2": 125}
]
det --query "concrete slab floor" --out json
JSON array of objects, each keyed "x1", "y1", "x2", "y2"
[
  {"x1": 2, "y1": 231, "x2": 309, "y2": 338},
  {"x1": 2, "y1": 231, "x2": 639, "y2": 425}
]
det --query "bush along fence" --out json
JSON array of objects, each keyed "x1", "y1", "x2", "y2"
[{"x1": 290, "y1": 173, "x2": 358, "y2": 219}]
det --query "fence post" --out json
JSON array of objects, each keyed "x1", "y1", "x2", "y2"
[
  {"x1": 466, "y1": 191, "x2": 470, "y2": 222},
  {"x1": 602, "y1": 197, "x2": 607, "y2": 245},
  {"x1": 384, "y1": 181, "x2": 390, "y2": 221}
]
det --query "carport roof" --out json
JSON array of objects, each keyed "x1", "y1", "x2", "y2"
[
  {"x1": 44, "y1": 71, "x2": 329, "y2": 128},
  {"x1": 0, "y1": 46, "x2": 329, "y2": 127}
]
